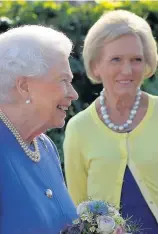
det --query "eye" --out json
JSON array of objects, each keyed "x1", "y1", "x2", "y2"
[
  {"x1": 111, "y1": 57, "x2": 121, "y2": 62},
  {"x1": 62, "y1": 79, "x2": 67, "y2": 83},
  {"x1": 135, "y1": 57, "x2": 142, "y2": 62},
  {"x1": 131, "y1": 57, "x2": 143, "y2": 62},
  {"x1": 61, "y1": 79, "x2": 71, "y2": 87}
]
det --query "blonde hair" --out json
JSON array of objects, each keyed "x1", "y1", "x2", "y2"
[{"x1": 83, "y1": 10, "x2": 158, "y2": 83}]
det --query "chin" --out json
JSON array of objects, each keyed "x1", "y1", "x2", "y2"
[
  {"x1": 115, "y1": 88, "x2": 135, "y2": 97},
  {"x1": 51, "y1": 120, "x2": 65, "y2": 129}
]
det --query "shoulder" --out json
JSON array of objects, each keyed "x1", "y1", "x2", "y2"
[
  {"x1": 147, "y1": 93, "x2": 158, "y2": 109},
  {"x1": 144, "y1": 93, "x2": 158, "y2": 121},
  {"x1": 40, "y1": 133, "x2": 59, "y2": 156},
  {"x1": 148, "y1": 93, "x2": 158, "y2": 101},
  {"x1": 66, "y1": 101, "x2": 96, "y2": 132}
]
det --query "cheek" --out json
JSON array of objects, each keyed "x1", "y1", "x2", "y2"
[
  {"x1": 49, "y1": 87, "x2": 67, "y2": 107},
  {"x1": 104, "y1": 67, "x2": 119, "y2": 82},
  {"x1": 99, "y1": 63, "x2": 114, "y2": 78},
  {"x1": 133, "y1": 63, "x2": 145, "y2": 72},
  {"x1": 132, "y1": 65, "x2": 145, "y2": 79},
  {"x1": 62, "y1": 86, "x2": 68, "y2": 96},
  {"x1": 33, "y1": 92, "x2": 54, "y2": 109},
  {"x1": 45, "y1": 86, "x2": 63, "y2": 103}
]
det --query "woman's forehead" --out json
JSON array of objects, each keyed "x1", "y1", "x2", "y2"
[{"x1": 102, "y1": 35, "x2": 144, "y2": 57}]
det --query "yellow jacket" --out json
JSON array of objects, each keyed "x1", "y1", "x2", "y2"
[{"x1": 64, "y1": 94, "x2": 158, "y2": 222}]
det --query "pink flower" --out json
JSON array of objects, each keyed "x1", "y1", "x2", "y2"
[{"x1": 115, "y1": 226, "x2": 125, "y2": 234}]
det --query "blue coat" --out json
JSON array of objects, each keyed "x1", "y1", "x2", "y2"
[{"x1": 0, "y1": 121, "x2": 77, "y2": 234}]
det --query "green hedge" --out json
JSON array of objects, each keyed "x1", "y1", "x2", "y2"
[{"x1": 0, "y1": 0, "x2": 158, "y2": 170}]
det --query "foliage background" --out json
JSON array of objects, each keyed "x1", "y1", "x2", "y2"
[{"x1": 0, "y1": 0, "x2": 158, "y2": 172}]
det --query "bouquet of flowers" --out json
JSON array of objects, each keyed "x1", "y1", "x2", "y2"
[{"x1": 61, "y1": 200, "x2": 140, "y2": 234}]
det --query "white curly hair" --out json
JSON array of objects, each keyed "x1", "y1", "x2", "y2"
[{"x1": 0, "y1": 25, "x2": 72, "y2": 103}]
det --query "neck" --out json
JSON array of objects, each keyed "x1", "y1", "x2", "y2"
[
  {"x1": 0, "y1": 104, "x2": 47, "y2": 144},
  {"x1": 99, "y1": 88, "x2": 142, "y2": 131},
  {"x1": 105, "y1": 91, "x2": 137, "y2": 114}
]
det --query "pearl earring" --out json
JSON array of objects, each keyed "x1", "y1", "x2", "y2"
[{"x1": 26, "y1": 99, "x2": 31, "y2": 104}]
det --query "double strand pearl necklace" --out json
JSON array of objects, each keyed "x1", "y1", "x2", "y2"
[
  {"x1": 100, "y1": 88, "x2": 142, "y2": 132},
  {"x1": 0, "y1": 110, "x2": 40, "y2": 162}
]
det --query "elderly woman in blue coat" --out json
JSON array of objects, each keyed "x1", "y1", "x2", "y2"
[{"x1": 0, "y1": 25, "x2": 78, "y2": 234}]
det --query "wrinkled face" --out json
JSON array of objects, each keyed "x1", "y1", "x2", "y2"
[
  {"x1": 93, "y1": 34, "x2": 146, "y2": 97},
  {"x1": 28, "y1": 57, "x2": 78, "y2": 129}
]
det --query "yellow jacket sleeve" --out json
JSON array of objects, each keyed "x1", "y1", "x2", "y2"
[{"x1": 63, "y1": 119, "x2": 88, "y2": 205}]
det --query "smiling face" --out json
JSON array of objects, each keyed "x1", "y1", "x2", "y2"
[
  {"x1": 93, "y1": 34, "x2": 146, "y2": 97},
  {"x1": 27, "y1": 57, "x2": 78, "y2": 129}
]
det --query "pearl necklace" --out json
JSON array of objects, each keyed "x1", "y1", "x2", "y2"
[
  {"x1": 100, "y1": 88, "x2": 142, "y2": 132},
  {"x1": 0, "y1": 110, "x2": 40, "y2": 162}
]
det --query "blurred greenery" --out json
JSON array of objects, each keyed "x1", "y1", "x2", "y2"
[{"x1": 0, "y1": 0, "x2": 158, "y2": 171}]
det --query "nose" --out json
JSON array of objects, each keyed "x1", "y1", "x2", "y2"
[
  {"x1": 68, "y1": 85, "x2": 79, "y2": 101},
  {"x1": 121, "y1": 62, "x2": 132, "y2": 75}
]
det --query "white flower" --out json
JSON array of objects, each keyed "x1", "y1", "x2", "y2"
[
  {"x1": 96, "y1": 228, "x2": 101, "y2": 233},
  {"x1": 86, "y1": 216, "x2": 93, "y2": 223},
  {"x1": 90, "y1": 226, "x2": 96, "y2": 232},
  {"x1": 77, "y1": 202, "x2": 89, "y2": 215},
  {"x1": 97, "y1": 215, "x2": 115, "y2": 234},
  {"x1": 108, "y1": 206, "x2": 120, "y2": 217},
  {"x1": 80, "y1": 214, "x2": 88, "y2": 221}
]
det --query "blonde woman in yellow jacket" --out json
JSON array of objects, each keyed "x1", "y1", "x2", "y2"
[{"x1": 64, "y1": 10, "x2": 158, "y2": 233}]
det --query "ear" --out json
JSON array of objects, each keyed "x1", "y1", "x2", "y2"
[
  {"x1": 16, "y1": 76, "x2": 29, "y2": 99},
  {"x1": 90, "y1": 60, "x2": 100, "y2": 77}
]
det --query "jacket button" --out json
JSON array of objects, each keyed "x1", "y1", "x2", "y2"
[{"x1": 45, "y1": 189, "x2": 53, "y2": 198}]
